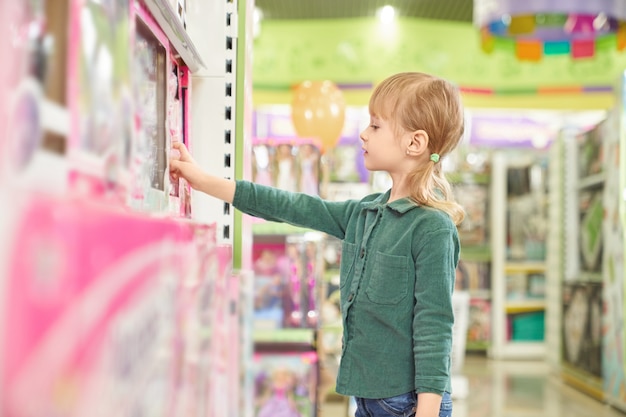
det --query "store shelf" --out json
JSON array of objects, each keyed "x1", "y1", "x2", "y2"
[
  {"x1": 489, "y1": 152, "x2": 548, "y2": 360},
  {"x1": 504, "y1": 262, "x2": 546, "y2": 274},
  {"x1": 561, "y1": 363, "x2": 604, "y2": 401},
  {"x1": 252, "y1": 219, "x2": 315, "y2": 236},
  {"x1": 451, "y1": 168, "x2": 492, "y2": 354},
  {"x1": 505, "y1": 300, "x2": 545, "y2": 314},
  {"x1": 577, "y1": 172, "x2": 605, "y2": 190},
  {"x1": 253, "y1": 328, "x2": 316, "y2": 351},
  {"x1": 466, "y1": 340, "x2": 491, "y2": 351},
  {"x1": 142, "y1": 0, "x2": 205, "y2": 72}
]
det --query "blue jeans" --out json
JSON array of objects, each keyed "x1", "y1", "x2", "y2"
[{"x1": 355, "y1": 391, "x2": 452, "y2": 417}]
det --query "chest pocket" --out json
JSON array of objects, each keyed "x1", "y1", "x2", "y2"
[{"x1": 366, "y1": 251, "x2": 409, "y2": 304}]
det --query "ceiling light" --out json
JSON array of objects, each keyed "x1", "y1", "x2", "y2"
[{"x1": 376, "y1": 5, "x2": 396, "y2": 25}]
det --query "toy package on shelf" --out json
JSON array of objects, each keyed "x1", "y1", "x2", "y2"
[
  {"x1": 3, "y1": 0, "x2": 70, "y2": 193},
  {"x1": 506, "y1": 160, "x2": 548, "y2": 261},
  {"x1": 0, "y1": 1, "x2": 236, "y2": 415},
  {"x1": 455, "y1": 259, "x2": 490, "y2": 293},
  {"x1": 562, "y1": 282, "x2": 602, "y2": 378},
  {"x1": 253, "y1": 239, "x2": 290, "y2": 330},
  {"x1": 3, "y1": 0, "x2": 193, "y2": 218},
  {"x1": 578, "y1": 190, "x2": 603, "y2": 272},
  {"x1": 575, "y1": 121, "x2": 606, "y2": 274},
  {"x1": 253, "y1": 105, "x2": 373, "y2": 201},
  {"x1": 0, "y1": 193, "x2": 223, "y2": 417},
  {"x1": 203, "y1": 246, "x2": 237, "y2": 417},
  {"x1": 252, "y1": 138, "x2": 321, "y2": 196},
  {"x1": 600, "y1": 104, "x2": 625, "y2": 406},
  {"x1": 125, "y1": 3, "x2": 192, "y2": 217},
  {"x1": 453, "y1": 183, "x2": 489, "y2": 246},
  {"x1": 466, "y1": 298, "x2": 491, "y2": 350},
  {"x1": 172, "y1": 224, "x2": 219, "y2": 417},
  {"x1": 252, "y1": 351, "x2": 318, "y2": 417},
  {"x1": 577, "y1": 121, "x2": 604, "y2": 179},
  {"x1": 234, "y1": 269, "x2": 256, "y2": 417},
  {"x1": 252, "y1": 234, "x2": 323, "y2": 331},
  {"x1": 66, "y1": 0, "x2": 135, "y2": 204},
  {"x1": 505, "y1": 272, "x2": 546, "y2": 300}
]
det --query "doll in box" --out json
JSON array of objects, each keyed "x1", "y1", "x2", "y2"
[
  {"x1": 275, "y1": 144, "x2": 297, "y2": 192},
  {"x1": 256, "y1": 367, "x2": 302, "y2": 417},
  {"x1": 285, "y1": 242, "x2": 303, "y2": 326},
  {"x1": 253, "y1": 144, "x2": 273, "y2": 187},
  {"x1": 297, "y1": 143, "x2": 319, "y2": 195}
]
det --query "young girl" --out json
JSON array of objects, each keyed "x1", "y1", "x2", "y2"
[{"x1": 170, "y1": 72, "x2": 465, "y2": 417}]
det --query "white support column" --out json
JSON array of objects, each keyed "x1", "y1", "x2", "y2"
[
  {"x1": 489, "y1": 152, "x2": 507, "y2": 359},
  {"x1": 545, "y1": 137, "x2": 563, "y2": 373},
  {"x1": 186, "y1": 0, "x2": 236, "y2": 246}
]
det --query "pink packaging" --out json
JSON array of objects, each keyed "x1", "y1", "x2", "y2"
[{"x1": 0, "y1": 193, "x2": 218, "y2": 417}]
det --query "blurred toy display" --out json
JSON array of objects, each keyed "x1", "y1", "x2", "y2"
[
  {"x1": 0, "y1": 1, "x2": 239, "y2": 416},
  {"x1": 252, "y1": 234, "x2": 323, "y2": 330},
  {"x1": 252, "y1": 138, "x2": 321, "y2": 196},
  {"x1": 253, "y1": 352, "x2": 318, "y2": 417}
]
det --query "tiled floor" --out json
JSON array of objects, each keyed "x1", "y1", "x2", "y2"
[
  {"x1": 455, "y1": 354, "x2": 624, "y2": 417},
  {"x1": 319, "y1": 354, "x2": 626, "y2": 417}
]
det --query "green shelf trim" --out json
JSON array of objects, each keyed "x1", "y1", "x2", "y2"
[
  {"x1": 465, "y1": 341, "x2": 490, "y2": 351},
  {"x1": 252, "y1": 221, "x2": 314, "y2": 235},
  {"x1": 253, "y1": 328, "x2": 316, "y2": 344}
]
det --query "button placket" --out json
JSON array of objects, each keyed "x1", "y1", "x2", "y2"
[{"x1": 347, "y1": 208, "x2": 382, "y2": 305}]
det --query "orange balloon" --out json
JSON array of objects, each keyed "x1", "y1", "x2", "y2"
[{"x1": 291, "y1": 80, "x2": 346, "y2": 153}]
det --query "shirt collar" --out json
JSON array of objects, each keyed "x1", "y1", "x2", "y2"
[{"x1": 363, "y1": 189, "x2": 419, "y2": 214}]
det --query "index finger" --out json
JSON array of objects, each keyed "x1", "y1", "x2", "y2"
[{"x1": 172, "y1": 141, "x2": 191, "y2": 159}]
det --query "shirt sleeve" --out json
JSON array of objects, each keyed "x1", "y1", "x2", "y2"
[
  {"x1": 412, "y1": 226, "x2": 459, "y2": 395},
  {"x1": 232, "y1": 180, "x2": 356, "y2": 240}
]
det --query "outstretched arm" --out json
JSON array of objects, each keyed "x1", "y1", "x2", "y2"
[
  {"x1": 169, "y1": 142, "x2": 236, "y2": 203},
  {"x1": 171, "y1": 142, "x2": 355, "y2": 239}
]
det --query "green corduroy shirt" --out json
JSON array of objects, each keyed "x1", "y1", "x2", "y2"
[{"x1": 232, "y1": 180, "x2": 459, "y2": 399}]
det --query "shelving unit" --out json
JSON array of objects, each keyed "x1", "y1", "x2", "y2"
[
  {"x1": 250, "y1": 218, "x2": 325, "y2": 417},
  {"x1": 489, "y1": 152, "x2": 548, "y2": 360},
  {"x1": 0, "y1": 1, "x2": 253, "y2": 416},
  {"x1": 450, "y1": 171, "x2": 492, "y2": 352},
  {"x1": 557, "y1": 115, "x2": 607, "y2": 400},
  {"x1": 602, "y1": 74, "x2": 626, "y2": 412}
]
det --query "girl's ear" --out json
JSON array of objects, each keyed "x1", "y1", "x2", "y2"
[{"x1": 406, "y1": 129, "x2": 429, "y2": 156}]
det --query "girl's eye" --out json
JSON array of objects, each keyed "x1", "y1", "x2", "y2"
[{"x1": 370, "y1": 125, "x2": 379, "y2": 130}]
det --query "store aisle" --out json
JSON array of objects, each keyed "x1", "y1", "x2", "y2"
[
  {"x1": 454, "y1": 354, "x2": 624, "y2": 417},
  {"x1": 320, "y1": 354, "x2": 626, "y2": 417}
]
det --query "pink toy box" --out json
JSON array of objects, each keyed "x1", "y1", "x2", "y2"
[{"x1": 0, "y1": 194, "x2": 220, "y2": 417}]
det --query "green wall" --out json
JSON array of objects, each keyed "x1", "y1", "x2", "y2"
[{"x1": 252, "y1": 18, "x2": 626, "y2": 109}]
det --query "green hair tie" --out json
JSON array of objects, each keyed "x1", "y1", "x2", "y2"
[{"x1": 430, "y1": 153, "x2": 440, "y2": 163}]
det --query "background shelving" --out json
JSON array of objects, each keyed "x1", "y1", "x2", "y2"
[
  {"x1": 489, "y1": 151, "x2": 549, "y2": 360},
  {"x1": 558, "y1": 113, "x2": 608, "y2": 401},
  {"x1": 451, "y1": 170, "x2": 492, "y2": 352}
]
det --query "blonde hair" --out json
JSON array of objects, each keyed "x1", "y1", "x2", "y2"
[{"x1": 369, "y1": 72, "x2": 465, "y2": 225}]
